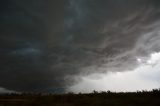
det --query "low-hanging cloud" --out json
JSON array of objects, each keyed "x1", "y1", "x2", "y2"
[
  {"x1": 1, "y1": 0, "x2": 160, "y2": 93},
  {"x1": 68, "y1": 52, "x2": 160, "y2": 93}
]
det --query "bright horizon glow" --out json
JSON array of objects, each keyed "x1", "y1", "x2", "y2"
[{"x1": 69, "y1": 52, "x2": 160, "y2": 93}]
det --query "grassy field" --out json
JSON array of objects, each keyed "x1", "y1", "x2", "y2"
[{"x1": 0, "y1": 89, "x2": 160, "y2": 106}]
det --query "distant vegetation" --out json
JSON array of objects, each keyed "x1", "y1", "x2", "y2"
[{"x1": 0, "y1": 89, "x2": 160, "y2": 106}]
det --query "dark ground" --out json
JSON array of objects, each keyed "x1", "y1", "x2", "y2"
[{"x1": 0, "y1": 89, "x2": 160, "y2": 106}]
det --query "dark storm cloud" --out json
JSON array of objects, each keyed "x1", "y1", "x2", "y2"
[
  {"x1": 0, "y1": 0, "x2": 64, "y2": 92},
  {"x1": 1, "y1": 0, "x2": 160, "y2": 93}
]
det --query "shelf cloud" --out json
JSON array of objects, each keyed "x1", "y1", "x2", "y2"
[{"x1": 1, "y1": 0, "x2": 160, "y2": 93}]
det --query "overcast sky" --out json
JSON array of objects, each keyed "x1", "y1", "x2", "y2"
[{"x1": 1, "y1": 0, "x2": 160, "y2": 93}]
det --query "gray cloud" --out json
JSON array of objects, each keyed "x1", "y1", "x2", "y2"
[
  {"x1": 1, "y1": 0, "x2": 160, "y2": 93},
  {"x1": 68, "y1": 52, "x2": 160, "y2": 93},
  {"x1": 0, "y1": 87, "x2": 14, "y2": 94}
]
